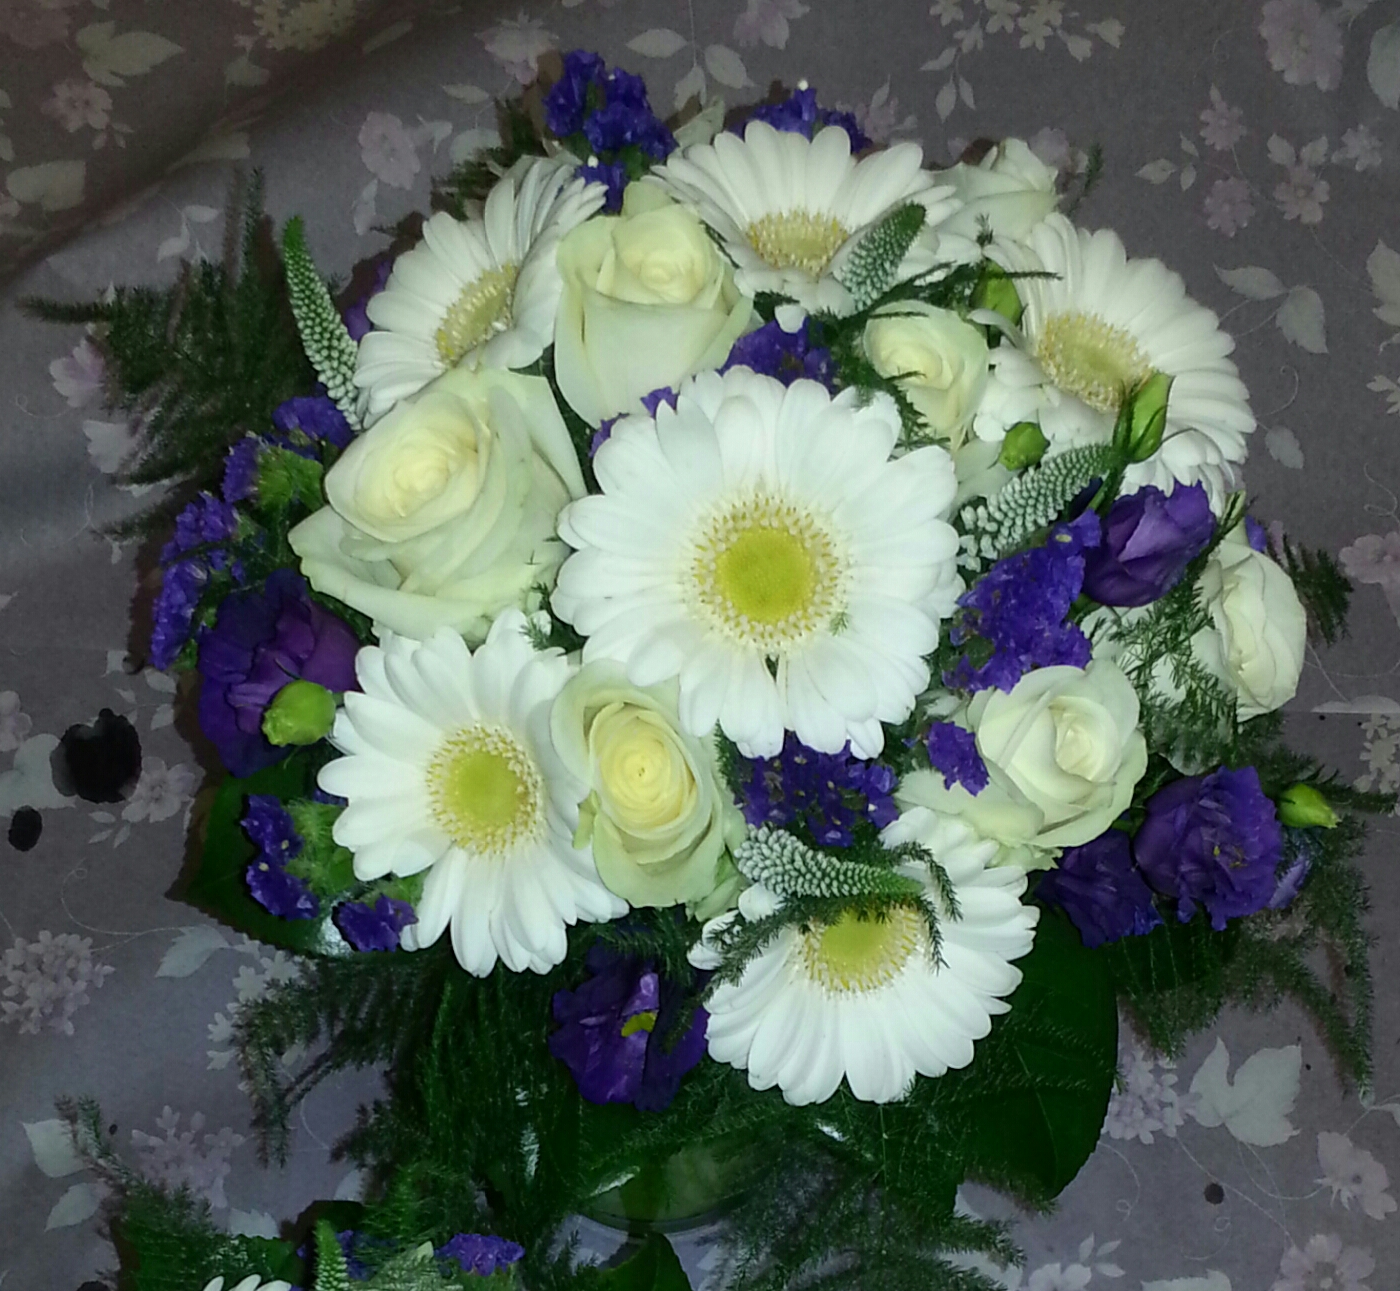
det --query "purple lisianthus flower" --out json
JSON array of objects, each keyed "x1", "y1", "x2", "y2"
[
  {"x1": 747, "y1": 87, "x2": 871, "y2": 151},
  {"x1": 925, "y1": 722, "x2": 988, "y2": 795},
  {"x1": 1082, "y1": 483, "x2": 1214, "y2": 608},
  {"x1": 197, "y1": 569, "x2": 360, "y2": 777},
  {"x1": 438, "y1": 1234, "x2": 525, "y2": 1277},
  {"x1": 1036, "y1": 830, "x2": 1162, "y2": 949},
  {"x1": 221, "y1": 437, "x2": 260, "y2": 504},
  {"x1": 242, "y1": 794, "x2": 319, "y2": 920},
  {"x1": 270, "y1": 392, "x2": 354, "y2": 452},
  {"x1": 342, "y1": 254, "x2": 393, "y2": 343},
  {"x1": 741, "y1": 732, "x2": 898, "y2": 846},
  {"x1": 549, "y1": 946, "x2": 707, "y2": 1112},
  {"x1": 722, "y1": 318, "x2": 836, "y2": 389},
  {"x1": 335, "y1": 895, "x2": 417, "y2": 951},
  {"x1": 1133, "y1": 766, "x2": 1284, "y2": 930}
]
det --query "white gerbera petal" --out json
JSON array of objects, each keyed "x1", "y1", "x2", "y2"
[
  {"x1": 319, "y1": 614, "x2": 626, "y2": 975},
  {"x1": 556, "y1": 368, "x2": 962, "y2": 757},
  {"x1": 355, "y1": 157, "x2": 606, "y2": 421},
  {"x1": 693, "y1": 826, "x2": 1037, "y2": 1104},
  {"x1": 651, "y1": 122, "x2": 963, "y2": 314}
]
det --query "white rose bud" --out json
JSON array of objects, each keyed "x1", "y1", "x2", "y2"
[
  {"x1": 553, "y1": 183, "x2": 754, "y2": 426},
  {"x1": 938, "y1": 138, "x2": 1059, "y2": 245},
  {"x1": 1193, "y1": 525, "x2": 1306, "y2": 720},
  {"x1": 863, "y1": 302, "x2": 990, "y2": 447},
  {"x1": 289, "y1": 367, "x2": 584, "y2": 641}
]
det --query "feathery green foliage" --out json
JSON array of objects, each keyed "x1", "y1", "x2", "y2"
[
  {"x1": 1280, "y1": 537, "x2": 1352, "y2": 645},
  {"x1": 282, "y1": 216, "x2": 363, "y2": 427},
  {"x1": 434, "y1": 99, "x2": 547, "y2": 218}
]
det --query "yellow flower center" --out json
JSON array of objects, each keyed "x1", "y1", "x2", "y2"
[
  {"x1": 687, "y1": 492, "x2": 848, "y2": 654},
  {"x1": 801, "y1": 907, "x2": 925, "y2": 995},
  {"x1": 435, "y1": 263, "x2": 519, "y2": 366},
  {"x1": 427, "y1": 723, "x2": 544, "y2": 857},
  {"x1": 1034, "y1": 309, "x2": 1152, "y2": 413},
  {"x1": 746, "y1": 210, "x2": 849, "y2": 278}
]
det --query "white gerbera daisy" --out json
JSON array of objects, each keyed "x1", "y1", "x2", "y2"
[
  {"x1": 650, "y1": 121, "x2": 969, "y2": 314},
  {"x1": 354, "y1": 156, "x2": 606, "y2": 421},
  {"x1": 551, "y1": 368, "x2": 963, "y2": 760},
  {"x1": 690, "y1": 817, "x2": 1038, "y2": 1105},
  {"x1": 973, "y1": 214, "x2": 1255, "y2": 509},
  {"x1": 200, "y1": 1279, "x2": 291, "y2": 1291},
  {"x1": 319, "y1": 612, "x2": 626, "y2": 974}
]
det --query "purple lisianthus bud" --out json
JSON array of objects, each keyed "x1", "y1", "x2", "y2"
[
  {"x1": 197, "y1": 569, "x2": 360, "y2": 777},
  {"x1": 1036, "y1": 830, "x2": 1162, "y2": 949},
  {"x1": 1082, "y1": 483, "x2": 1214, "y2": 608},
  {"x1": 549, "y1": 946, "x2": 707, "y2": 1111},
  {"x1": 1133, "y1": 766, "x2": 1284, "y2": 930},
  {"x1": 437, "y1": 1234, "x2": 525, "y2": 1276},
  {"x1": 335, "y1": 895, "x2": 417, "y2": 951}
]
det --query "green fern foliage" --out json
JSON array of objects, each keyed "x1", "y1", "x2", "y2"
[{"x1": 1281, "y1": 537, "x2": 1352, "y2": 645}]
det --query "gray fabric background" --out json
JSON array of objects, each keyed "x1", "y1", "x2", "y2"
[{"x1": 3, "y1": 1, "x2": 1400, "y2": 1287}]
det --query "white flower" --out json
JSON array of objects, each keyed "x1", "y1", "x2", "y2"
[
  {"x1": 1316, "y1": 1131, "x2": 1397, "y2": 1221},
  {"x1": 319, "y1": 615, "x2": 626, "y2": 975},
  {"x1": 356, "y1": 157, "x2": 606, "y2": 420},
  {"x1": 862, "y1": 302, "x2": 989, "y2": 447},
  {"x1": 651, "y1": 120, "x2": 967, "y2": 314},
  {"x1": 0, "y1": 690, "x2": 32, "y2": 753},
  {"x1": 974, "y1": 214, "x2": 1255, "y2": 510},
  {"x1": 553, "y1": 368, "x2": 962, "y2": 758},
  {"x1": 201, "y1": 1278, "x2": 292, "y2": 1291},
  {"x1": 1273, "y1": 1233, "x2": 1375, "y2": 1291},
  {"x1": 290, "y1": 366, "x2": 585, "y2": 642},
  {"x1": 690, "y1": 817, "x2": 1037, "y2": 1104},
  {"x1": 1192, "y1": 524, "x2": 1306, "y2": 720},
  {"x1": 937, "y1": 138, "x2": 1059, "y2": 246},
  {"x1": 552, "y1": 183, "x2": 753, "y2": 427}
]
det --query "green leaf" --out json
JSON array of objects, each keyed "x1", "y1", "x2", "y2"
[
  {"x1": 178, "y1": 758, "x2": 350, "y2": 956},
  {"x1": 597, "y1": 1234, "x2": 691, "y2": 1291},
  {"x1": 936, "y1": 910, "x2": 1117, "y2": 1200}
]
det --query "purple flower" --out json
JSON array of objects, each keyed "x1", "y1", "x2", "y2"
[
  {"x1": 1134, "y1": 766, "x2": 1284, "y2": 930},
  {"x1": 197, "y1": 569, "x2": 360, "y2": 777},
  {"x1": 221, "y1": 438, "x2": 260, "y2": 504},
  {"x1": 1036, "y1": 830, "x2": 1162, "y2": 949},
  {"x1": 591, "y1": 386, "x2": 678, "y2": 456},
  {"x1": 242, "y1": 794, "x2": 319, "y2": 920},
  {"x1": 722, "y1": 318, "x2": 836, "y2": 389},
  {"x1": 1245, "y1": 515, "x2": 1269, "y2": 553},
  {"x1": 946, "y1": 512, "x2": 1100, "y2": 693},
  {"x1": 545, "y1": 50, "x2": 675, "y2": 170},
  {"x1": 924, "y1": 722, "x2": 988, "y2": 795},
  {"x1": 437, "y1": 1234, "x2": 525, "y2": 1277},
  {"x1": 1268, "y1": 830, "x2": 1314, "y2": 910},
  {"x1": 169, "y1": 493, "x2": 239, "y2": 554},
  {"x1": 342, "y1": 255, "x2": 393, "y2": 343},
  {"x1": 150, "y1": 494, "x2": 245, "y2": 669},
  {"x1": 740, "y1": 732, "x2": 897, "y2": 847},
  {"x1": 549, "y1": 946, "x2": 707, "y2": 1111},
  {"x1": 335, "y1": 895, "x2": 417, "y2": 951},
  {"x1": 270, "y1": 393, "x2": 354, "y2": 452},
  {"x1": 150, "y1": 559, "x2": 208, "y2": 670},
  {"x1": 747, "y1": 87, "x2": 871, "y2": 152},
  {"x1": 1082, "y1": 484, "x2": 1214, "y2": 608},
  {"x1": 544, "y1": 50, "x2": 606, "y2": 138},
  {"x1": 577, "y1": 158, "x2": 628, "y2": 212}
]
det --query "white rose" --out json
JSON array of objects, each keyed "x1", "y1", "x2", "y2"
[
  {"x1": 895, "y1": 763, "x2": 1048, "y2": 870},
  {"x1": 938, "y1": 138, "x2": 1059, "y2": 245},
  {"x1": 289, "y1": 366, "x2": 584, "y2": 641},
  {"x1": 863, "y1": 302, "x2": 989, "y2": 447},
  {"x1": 553, "y1": 182, "x2": 753, "y2": 426},
  {"x1": 1193, "y1": 525, "x2": 1306, "y2": 719},
  {"x1": 969, "y1": 658, "x2": 1147, "y2": 850},
  {"x1": 551, "y1": 660, "x2": 745, "y2": 911}
]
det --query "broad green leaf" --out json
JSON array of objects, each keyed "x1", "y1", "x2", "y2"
[{"x1": 597, "y1": 1233, "x2": 691, "y2": 1291}]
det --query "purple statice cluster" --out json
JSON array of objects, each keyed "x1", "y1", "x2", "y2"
[
  {"x1": 745, "y1": 86, "x2": 870, "y2": 152},
  {"x1": 945, "y1": 512, "x2": 1100, "y2": 694},
  {"x1": 335, "y1": 894, "x2": 417, "y2": 952},
  {"x1": 242, "y1": 794, "x2": 319, "y2": 920},
  {"x1": 150, "y1": 493, "x2": 243, "y2": 670},
  {"x1": 267, "y1": 391, "x2": 355, "y2": 455},
  {"x1": 591, "y1": 385, "x2": 678, "y2": 456},
  {"x1": 721, "y1": 317, "x2": 835, "y2": 389},
  {"x1": 221, "y1": 437, "x2": 260, "y2": 505},
  {"x1": 740, "y1": 732, "x2": 898, "y2": 847},
  {"x1": 438, "y1": 1233, "x2": 526, "y2": 1277},
  {"x1": 544, "y1": 51, "x2": 676, "y2": 212},
  {"x1": 549, "y1": 946, "x2": 707, "y2": 1112},
  {"x1": 924, "y1": 722, "x2": 988, "y2": 795}
]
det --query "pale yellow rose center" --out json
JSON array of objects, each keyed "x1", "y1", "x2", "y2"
[
  {"x1": 427, "y1": 723, "x2": 544, "y2": 856},
  {"x1": 1034, "y1": 309, "x2": 1151, "y2": 413},
  {"x1": 593, "y1": 705, "x2": 698, "y2": 834},
  {"x1": 746, "y1": 210, "x2": 849, "y2": 278},
  {"x1": 686, "y1": 491, "x2": 848, "y2": 654},
  {"x1": 436, "y1": 263, "x2": 519, "y2": 366},
  {"x1": 801, "y1": 907, "x2": 924, "y2": 995},
  {"x1": 1050, "y1": 697, "x2": 1116, "y2": 782}
]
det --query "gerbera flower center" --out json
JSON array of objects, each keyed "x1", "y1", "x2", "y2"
[
  {"x1": 686, "y1": 491, "x2": 848, "y2": 654},
  {"x1": 1034, "y1": 309, "x2": 1152, "y2": 413},
  {"x1": 435, "y1": 263, "x2": 519, "y2": 365},
  {"x1": 427, "y1": 723, "x2": 544, "y2": 857},
  {"x1": 802, "y1": 907, "x2": 925, "y2": 994},
  {"x1": 746, "y1": 210, "x2": 849, "y2": 278}
]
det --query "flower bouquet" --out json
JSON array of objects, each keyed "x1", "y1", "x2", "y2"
[{"x1": 32, "y1": 49, "x2": 1388, "y2": 1291}]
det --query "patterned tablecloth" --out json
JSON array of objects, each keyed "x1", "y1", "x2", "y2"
[{"x1": 3, "y1": 2, "x2": 1400, "y2": 1288}]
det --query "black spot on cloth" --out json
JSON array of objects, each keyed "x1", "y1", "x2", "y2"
[
  {"x1": 1204, "y1": 1181, "x2": 1225, "y2": 1205},
  {"x1": 8, "y1": 806, "x2": 41, "y2": 851},
  {"x1": 52, "y1": 709, "x2": 142, "y2": 803}
]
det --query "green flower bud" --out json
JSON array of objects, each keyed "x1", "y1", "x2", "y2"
[
  {"x1": 998, "y1": 421, "x2": 1049, "y2": 470},
  {"x1": 972, "y1": 265, "x2": 1023, "y2": 327},
  {"x1": 262, "y1": 679, "x2": 337, "y2": 747},
  {"x1": 1277, "y1": 783, "x2": 1339, "y2": 830},
  {"x1": 1117, "y1": 370, "x2": 1173, "y2": 463}
]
